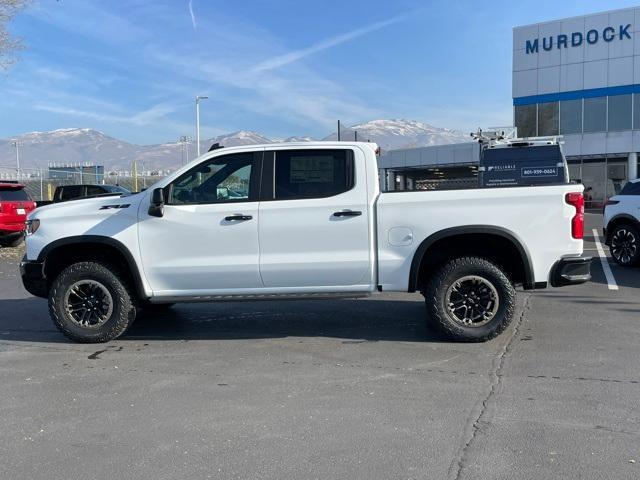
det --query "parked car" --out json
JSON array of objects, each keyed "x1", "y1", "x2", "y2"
[
  {"x1": 603, "y1": 178, "x2": 640, "y2": 266},
  {"x1": 0, "y1": 182, "x2": 37, "y2": 247},
  {"x1": 53, "y1": 184, "x2": 130, "y2": 203},
  {"x1": 21, "y1": 142, "x2": 590, "y2": 343}
]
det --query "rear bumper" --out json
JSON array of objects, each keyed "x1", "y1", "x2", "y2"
[
  {"x1": 550, "y1": 256, "x2": 592, "y2": 287},
  {"x1": 0, "y1": 223, "x2": 26, "y2": 234},
  {"x1": 19, "y1": 256, "x2": 48, "y2": 298}
]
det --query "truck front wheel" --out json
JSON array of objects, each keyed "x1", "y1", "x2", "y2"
[
  {"x1": 423, "y1": 257, "x2": 516, "y2": 342},
  {"x1": 49, "y1": 261, "x2": 137, "y2": 343}
]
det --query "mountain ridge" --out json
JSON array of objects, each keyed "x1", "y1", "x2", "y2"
[{"x1": 0, "y1": 120, "x2": 470, "y2": 172}]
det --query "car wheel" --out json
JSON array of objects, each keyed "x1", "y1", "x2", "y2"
[
  {"x1": 49, "y1": 261, "x2": 137, "y2": 343},
  {"x1": 423, "y1": 256, "x2": 516, "y2": 342},
  {"x1": 0, "y1": 234, "x2": 23, "y2": 247},
  {"x1": 609, "y1": 224, "x2": 640, "y2": 267}
]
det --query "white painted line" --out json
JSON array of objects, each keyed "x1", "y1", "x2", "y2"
[{"x1": 592, "y1": 229, "x2": 619, "y2": 291}]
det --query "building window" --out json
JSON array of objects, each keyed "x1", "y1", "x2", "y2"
[
  {"x1": 537, "y1": 101, "x2": 559, "y2": 136},
  {"x1": 583, "y1": 97, "x2": 607, "y2": 133},
  {"x1": 515, "y1": 104, "x2": 537, "y2": 137},
  {"x1": 608, "y1": 94, "x2": 632, "y2": 132},
  {"x1": 633, "y1": 94, "x2": 640, "y2": 130},
  {"x1": 560, "y1": 99, "x2": 582, "y2": 134}
]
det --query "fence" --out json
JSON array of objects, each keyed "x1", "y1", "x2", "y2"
[{"x1": 0, "y1": 166, "x2": 165, "y2": 201}]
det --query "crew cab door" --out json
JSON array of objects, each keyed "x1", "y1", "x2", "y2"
[
  {"x1": 258, "y1": 147, "x2": 372, "y2": 289},
  {"x1": 138, "y1": 151, "x2": 263, "y2": 295}
]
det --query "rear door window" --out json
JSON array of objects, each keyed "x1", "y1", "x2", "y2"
[
  {"x1": 269, "y1": 149, "x2": 354, "y2": 200},
  {"x1": 0, "y1": 188, "x2": 30, "y2": 201}
]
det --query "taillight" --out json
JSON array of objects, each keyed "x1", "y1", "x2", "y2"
[{"x1": 565, "y1": 192, "x2": 584, "y2": 240}]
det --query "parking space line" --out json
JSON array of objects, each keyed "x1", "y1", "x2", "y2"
[{"x1": 592, "y1": 229, "x2": 619, "y2": 291}]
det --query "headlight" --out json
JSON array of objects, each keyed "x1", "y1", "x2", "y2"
[{"x1": 26, "y1": 219, "x2": 40, "y2": 235}]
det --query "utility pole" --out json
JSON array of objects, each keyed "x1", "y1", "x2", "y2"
[
  {"x1": 337, "y1": 120, "x2": 341, "y2": 141},
  {"x1": 11, "y1": 141, "x2": 22, "y2": 180},
  {"x1": 195, "y1": 95, "x2": 209, "y2": 157},
  {"x1": 354, "y1": 130, "x2": 358, "y2": 142}
]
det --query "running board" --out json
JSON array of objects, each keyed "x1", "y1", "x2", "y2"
[{"x1": 150, "y1": 292, "x2": 372, "y2": 304}]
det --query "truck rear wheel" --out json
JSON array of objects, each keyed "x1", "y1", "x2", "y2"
[
  {"x1": 49, "y1": 261, "x2": 137, "y2": 343},
  {"x1": 424, "y1": 257, "x2": 516, "y2": 342}
]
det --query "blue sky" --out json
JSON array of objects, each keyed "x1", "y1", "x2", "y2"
[{"x1": 1, "y1": 0, "x2": 638, "y2": 144}]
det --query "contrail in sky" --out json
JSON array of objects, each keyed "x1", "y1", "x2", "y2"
[{"x1": 188, "y1": 0, "x2": 197, "y2": 30}]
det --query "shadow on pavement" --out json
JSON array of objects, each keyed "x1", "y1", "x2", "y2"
[{"x1": 0, "y1": 296, "x2": 453, "y2": 344}]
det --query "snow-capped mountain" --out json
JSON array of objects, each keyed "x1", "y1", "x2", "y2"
[
  {"x1": 206, "y1": 130, "x2": 271, "y2": 148},
  {"x1": 322, "y1": 119, "x2": 470, "y2": 151},
  {"x1": 0, "y1": 120, "x2": 470, "y2": 171},
  {"x1": 284, "y1": 136, "x2": 316, "y2": 143}
]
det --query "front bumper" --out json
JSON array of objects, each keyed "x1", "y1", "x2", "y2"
[
  {"x1": 550, "y1": 256, "x2": 592, "y2": 287},
  {"x1": 19, "y1": 256, "x2": 47, "y2": 298}
]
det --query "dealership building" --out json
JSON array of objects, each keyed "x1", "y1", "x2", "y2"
[{"x1": 380, "y1": 6, "x2": 640, "y2": 205}]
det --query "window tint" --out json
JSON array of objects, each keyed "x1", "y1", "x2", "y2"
[
  {"x1": 560, "y1": 99, "x2": 582, "y2": 134},
  {"x1": 619, "y1": 181, "x2": 640, "y2": 195},
  {"x1": 0, "y1": 188, "x2": 29, "y2": 201},
  {"x1": 514, "y1": 104, "x2": 537, "y2": 137},
  {"x1": 537, "y1": 101, "x2": 559, "y2": 136},
  {"x1": 273, "y1": 149, "x2": 353, "y2": 200},
  {"x1": 60, "y1": 185, "x2": 83, "y2": 200},
  {"x1": 85, "y1": 186, "x2": 105, "y2": 196},
  {"x1": 168, "y1": 152, "x2": 254, "y2": 204},
  {"x1": 583, "y1": 97, "x2": 607, "y2": 133},
  {"x1": 634, "y1": 94, "x2": 640, "y2": 129},
  {"x1": 608, "y1": 94, "x2": 632, "y2": 132}
]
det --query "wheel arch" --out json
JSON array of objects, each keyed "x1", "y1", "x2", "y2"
[
  {"x1": 39, "y1": 235, "x2": 148, "y2": 301},
  {"x1": 408, "y1": 226, "x2": 535, "y2": 292},
  {"x1": 605, "y1": 214, "x2": 640, "y2": 244}
]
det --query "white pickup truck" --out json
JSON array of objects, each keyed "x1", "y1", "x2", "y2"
[{"x1": 21, "y1": 142, "x2": 591, "y2": 343}]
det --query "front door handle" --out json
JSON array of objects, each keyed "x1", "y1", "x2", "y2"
[
  {"x1": 224, "y1": 214, "x2": 253, "y2": 221},
  {"x1": 333, "y1": 210, "x2": 362, "y2": 217}
]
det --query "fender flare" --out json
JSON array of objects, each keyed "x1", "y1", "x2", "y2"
[
  {"x1": 408, "y1": 225, "x2": 535, "y2": 292},
  {"x1": 38, "y1": 235, "x2": 149, "y2": 300}
]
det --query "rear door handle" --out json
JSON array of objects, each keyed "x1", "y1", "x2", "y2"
[
  {"x1": 224, "y1": 214, "x2": 253, "y2": 221},
  {"x1": 333, "y1": 210, "x2": 362, "y2": 217}
]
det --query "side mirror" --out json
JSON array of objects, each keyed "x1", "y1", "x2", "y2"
[{"x1": 148, "y1": 188, "x2": 165, "y2": 217}]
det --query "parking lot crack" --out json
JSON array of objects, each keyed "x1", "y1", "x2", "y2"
[{"x1": 448, "y1": 294, "x2": 532, "y2": 480}]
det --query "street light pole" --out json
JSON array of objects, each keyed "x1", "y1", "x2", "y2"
[
  {"x1": 195, "y1": 95, "x2": 209, "y2": 157},
  {"x1": 11, "y1": 141, "x2": 22, "y2": 179}
]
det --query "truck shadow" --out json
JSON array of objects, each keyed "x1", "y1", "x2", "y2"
[{"x1": 0, "y1": 297, "x2": 452, "y2": 344}]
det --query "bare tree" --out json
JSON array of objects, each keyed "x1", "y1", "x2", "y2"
[{"x1": 0, "y1": 0, "x2": 29, "y2": 70}]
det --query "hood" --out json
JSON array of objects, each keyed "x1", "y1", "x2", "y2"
[{"x1": 29, "y1": 192, "x2": 145, "y2": 220}]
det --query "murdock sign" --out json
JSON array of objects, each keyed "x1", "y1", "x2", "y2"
[{"x1": 525, "y1": 24, "x2": 631, "y2": 54}]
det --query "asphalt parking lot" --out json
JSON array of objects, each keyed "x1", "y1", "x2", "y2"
[{"x1": 0, "y1": 213, "x2": 638, "y2": 480}]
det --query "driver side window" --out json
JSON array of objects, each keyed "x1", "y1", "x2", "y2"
[{"x1": 168, "y1": 152, "x2": 256, "y2": 205}]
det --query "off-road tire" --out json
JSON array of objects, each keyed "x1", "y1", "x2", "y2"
[
  {"x1": 609, "y1": 223, "x2": 640, "y2": 267},
  {"x1": 49, "y1": 261, "x2": 137, "y2": 343},
  {"x1": 424, "y1": 256, "x2": 516, "y2": 342}
]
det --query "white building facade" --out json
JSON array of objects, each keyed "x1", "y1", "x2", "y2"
[{"x1": 514, "y1": 7, "x2": 640, "y2": 206}]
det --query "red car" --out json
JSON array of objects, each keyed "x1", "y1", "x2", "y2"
[{"x1": 0, "y1": 182, "x2": 37, "y2": 247}]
